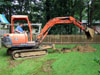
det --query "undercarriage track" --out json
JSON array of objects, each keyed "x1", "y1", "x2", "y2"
[{"x1": 10, "y1": 49, "x2": 47, "y2": 60}]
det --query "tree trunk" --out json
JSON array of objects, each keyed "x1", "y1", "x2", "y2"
[
  {"x1": 89, "y1": 0, "x2": 96, "y2": 26},
  {"x1": 45, "y1": 0, "x2": 50, "y2": 22},
  {"x1": 79, "y1": 9, "x2": 82, "y2": 34}
]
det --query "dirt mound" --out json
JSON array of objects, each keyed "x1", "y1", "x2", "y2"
[
  {"x1": 49, "y1": 44, "x2": 96, "y2": 53},
  {"x1": 72, "y1": 44, "x2": 96, "y2": 52}
]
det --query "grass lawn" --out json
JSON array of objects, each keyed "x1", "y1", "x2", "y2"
[{"x1": 0, "y1": 44, "x2": 100, "y2": 75}]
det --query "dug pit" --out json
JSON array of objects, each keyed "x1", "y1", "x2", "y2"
[{"x1": 51, "y1": 44, "x2": 96, "y2": 53}]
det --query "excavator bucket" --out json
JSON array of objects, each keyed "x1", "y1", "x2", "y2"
[{"x1": 85, "y1": 27, "x2": 95, "y2": 40}]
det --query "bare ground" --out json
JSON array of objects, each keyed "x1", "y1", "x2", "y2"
[
  {"x1": 8, "y1": 59, "x2": 24, "y2": 68},
  {"x1": 42, "y1": 59, "x2": 55, "y2": 73},
  {"x1": 71, "y1": 44, "x2": 96, "y2": 53},
  {"x1": 51, "y1": 44, "x2": 96, "y2": 53}
]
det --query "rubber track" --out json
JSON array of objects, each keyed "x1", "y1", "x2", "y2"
[{"x1": 11, "y1": 49, "x2": 48, "y2": 60}]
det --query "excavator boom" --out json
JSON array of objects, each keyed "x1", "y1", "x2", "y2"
[{"x1": 37, "y1": 16, "x2": 94, "y2": 43}]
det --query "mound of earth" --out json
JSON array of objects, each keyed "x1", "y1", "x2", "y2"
[
  {"x1": 72, "y1": 44, "x2": 96, "y2": 52},
  {"x1": 49, "y1": 44, "x2": 96, "y2": 53}
]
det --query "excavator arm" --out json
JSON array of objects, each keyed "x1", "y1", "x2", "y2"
[{"x1": 37, "y1": 16, "x2": 94, "y2": 43}]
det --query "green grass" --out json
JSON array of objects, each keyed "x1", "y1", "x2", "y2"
[{"x1": 0, "y1": 44, "x2": 100, "y2": 75}]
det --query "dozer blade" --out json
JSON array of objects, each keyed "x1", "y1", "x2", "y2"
[
  {"x1": 85, "y1": 27, "x2": 95, "y2": 40},
  {"x1": 11, "y1": 49, "x2": 48, "y2": 60},
  {"x1": 39, "y1": 43, "x2": 53, "y2": 49}
]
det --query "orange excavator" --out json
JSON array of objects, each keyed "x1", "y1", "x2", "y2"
[{"x1": 2, "y1": 15, "x2": 94, "y2": 59}]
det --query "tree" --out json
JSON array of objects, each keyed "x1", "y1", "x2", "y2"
[
  {"x1": 1, "y1": 0, "x2": 100, "y2": 34},
  {"x1": 42, "y1": 0, "x2": 87, "y2": 34},
  {"x1": 89, "y1": 0, "x2": 96, "y2": 26},
  {"x1": 0, "y1": 0, "x2": 12, "y2": 21},
  {"x1": 91, "y1": 0, "x2": 100, "y2": 21}
]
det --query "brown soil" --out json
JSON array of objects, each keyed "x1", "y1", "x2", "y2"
[
  {"x1": 8, "y1": 59, "x2": 24, "y2": 68},
  {"x1": 49, "y1": 48, "x2": 62, "y2": 53},
  {"x1": 61, "y1": 48, "x2": 72, "y2": 53},
  {"x1": 72, "y1": 44, "x2": 96, "y2": 53},
  {"x1": 52, "y1": 44, "x2": 96, "y2": 53},
  {"x1": 42, "y1": 59, "x2": 55, "y2": 73}
]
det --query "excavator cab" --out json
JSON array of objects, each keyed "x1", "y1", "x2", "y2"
[
  {"x1": 11, "y1": 15, "x2": 32, "y2": 41},
  {"x1": 2, "y1": 15, "x2": 33, "y2": 48}
]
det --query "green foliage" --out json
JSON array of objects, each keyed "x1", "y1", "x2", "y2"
[
  {"x1": 0, "y1": 0, "x2": 100, "y2": 34},
  {"x1": 42, "y1": 0, "x2": 86, "y2": 34},
  {"x1": 92, "y1": 0, "x2": 100, "y2": 21}
]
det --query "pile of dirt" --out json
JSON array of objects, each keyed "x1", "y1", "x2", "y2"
[
  {"x1": 72, "y1": 44, "x2": 96, "y2": 53},
  {"x1": 49, "y1": 44, "x2": 96, "y2": 53},
  {"x1": 52, "y1": 44, "x2": 96, "y2": 53}
]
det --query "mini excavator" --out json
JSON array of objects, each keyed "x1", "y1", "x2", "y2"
[{"x1": 2, "y1": 15, "x2": 94, "y2": 59}]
